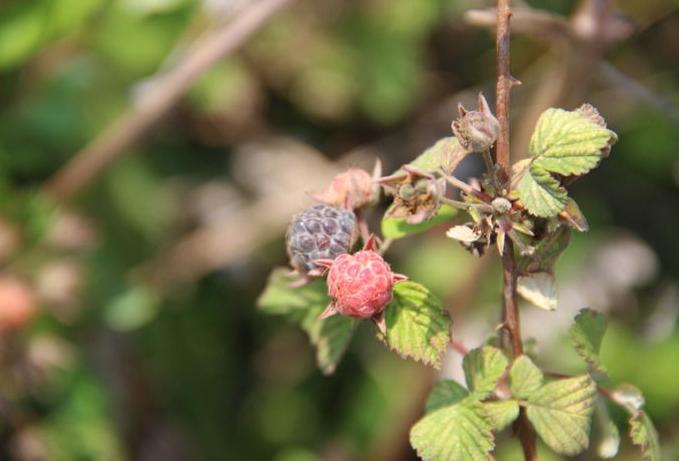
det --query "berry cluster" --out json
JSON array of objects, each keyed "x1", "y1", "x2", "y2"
[{"x1": 287, "y1": 177, "x2": 406, "y2": 331}]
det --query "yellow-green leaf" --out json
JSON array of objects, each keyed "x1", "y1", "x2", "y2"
[
  {"x1": 525, "y1": 375, "x2": 597, "y2": 456},
  {"x1": 462, "y1": 346, "x2": 508, "y2": 399},
  {"x1": 630, "y1": 411, "x2": 661, "y2": 461},
  {"x1": 409, "y1": 136, "x2": 467, "y2": 174},
  {"x1": 509, "y1": 355, "x2": 544, "y2": 399},
  {"x1": 257, "y1": 268, "x2": 326, "y2": 318},
  {"x1": 257, "y1": 268, "x2": 354, "y2": 374},
  {"x1": 516, "y1": 163, "x2": 567, "y2": 218},
  {"x1": 380, "y1": 281, "x2": 451, "y2": 368},
  {"x1": 483, "y1": 400, "x2": 520, "y2": 432},
  {"x1": 410, "y1": 398, "x2": 494, "y2": 461},
  {"x1": 517, "y1": 105, "x2": 617, "y2": 218},
  {"x1": 425, "y1": 380, "x2": 469, "y2": 413},
  {"x1": 529, "y1": 107, "x2": 616, "y2": 176},
  {"x1": 569, "y1": 308, "x2": 607, "y2": 375}
]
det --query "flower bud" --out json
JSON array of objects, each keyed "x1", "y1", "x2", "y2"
[{"x1": 452, "y1": 93, "x2": 500, "y2": 152}]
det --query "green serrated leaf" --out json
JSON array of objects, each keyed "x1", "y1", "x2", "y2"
[
  {"x1": 410, "y1": 398, "x2": 494, "y2": 461},
  {"x1": 301, "y1": 312, "x2": 355, "y2": 375},
  {"x1": 257, "y1": 268, "x2": 354, "y2": 374},
  {"x1": 483, "y1": 400, "x2": 520, "y2": 432},
  {"x1": 529, "y1": 108, "x2": 615, "y2": 176},
  {"x1": 257, "y1": 268, "x2": 326, "y2": 318},
  {"x1": 517, "y1": 106, "x2": 616, "y2": 218},
  {"x1": 381, "y1": 204, "x2": 458, "y2": 240},
  {"x1": 630, "y1": 411, "x2": 661, "y2": 461},
  {"x1": 425, "y1": 380, "x2": 469, "y2": 413},
  {"x1": 516, "y1": 163, "x2": 567, "y2": 217},
  {"x1": 509, "y1": 355, "x2": 544, "y2": 399},
  {"x1": 569, "y1": 308, "x2": 607, "y2": 375},
  {"x1": 525, "y1": 374, "x2": 597, "y2": 456},
  {"x1": 409, "y1": 136, "x2": 467, "y2": 174},
  {"x1": 380, "y1": 281, "x2": 451, "y2": 369},
  {"x1": 463, "y1": 346, "x2": 508, "y2": 399}
]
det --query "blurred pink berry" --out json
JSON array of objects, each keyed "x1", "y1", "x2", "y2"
[
  {"x1": 0, "y1": 276, "x2": 37, "y2": 331},
  {"x1": 309, "y1": 161, "x2": 381, "y2": 210}
]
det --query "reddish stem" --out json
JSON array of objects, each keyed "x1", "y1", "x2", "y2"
[
  {"x1": 354, "y1": 208, "x2": 371, "y2": 244},
  {"x1": 495, "y1": 1, "x2": 538, "y2": 460}
]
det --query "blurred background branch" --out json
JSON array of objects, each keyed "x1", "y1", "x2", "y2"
[{"x1": 45, "y1": 0, "x2": 295, "y2": 202}]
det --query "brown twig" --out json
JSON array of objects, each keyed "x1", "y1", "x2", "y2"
[
  {"x1": 495, "y1": 1, "x2": 538, "y2": 460},
  {"x1": 495, "y1": 0, "x2": 515, "y2": 180},
  {"x1": 45, "y1": 0, "x2": 295, "y2": 201}
]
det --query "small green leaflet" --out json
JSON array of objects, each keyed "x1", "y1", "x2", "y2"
[
  {"x1": 379, "y1": 281, "x2": 451, "y2": 369},
  {"x1": 257, "y1": 268, "x2": 354, "y2": 374},
  {"x1": 301, "y1": 312, "x2": 355, "y2": 375},
  {"x1": 409, "y1": 136, "x2": 467, "y2": 174},
  {"x1": 414, "y1": 379, "x2": 519, "y2": 460},
  {"x1": 483, "y1": 400, "x2": 520, "y2": 431},
  {"x1": 516, "y1": 106, "x2": 616, "y2": 217},
  {"x1": 569, "y1": 308, "x2": 607, "y2": 375},
  {"x1": 257, "y1": 268, "x2": 326, "y2": 318},
  {"x1": 382, "y1": 204, "x2": 458, "y2": 240},
  {"x1": 425, "y1": 380, "x2": 470, "y2": 413},
  {"x1": 411, "y1": 386, "x2": 494, "y2": 461},
  {"x1": 516, "y1": 163, "x2": 567, "y2": 218},
  {"x1": 529, "y1": 107, "x2": 616, "y2": 176},
  {"x1": 509, "y1": 355, "x2": 543, "y2": 399},
  {"x1": 630, "y1": 411, "x2": 661, "y2": 461},
  {"x1": 525, "y1": 374, "x2": 597, "y2": 456},
  {"x1": 462, "y1": 346, "x2": 508, "y2": 399}
]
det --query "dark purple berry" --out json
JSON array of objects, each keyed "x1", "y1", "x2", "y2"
[{"x1": 286, "y1": 205, "x2": 357, "y2": 275}]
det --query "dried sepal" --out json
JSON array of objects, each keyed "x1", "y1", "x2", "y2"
[{"x1": 380, "y1": 165, "x2": 446, "y2": 225}]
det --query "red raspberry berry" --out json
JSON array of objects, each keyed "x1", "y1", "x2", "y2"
[{"x1": 317, "y1": 236, "x2": 406, "y2": 332}]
